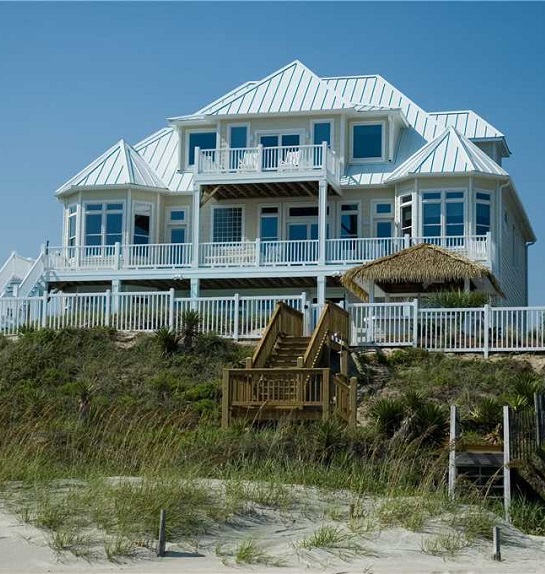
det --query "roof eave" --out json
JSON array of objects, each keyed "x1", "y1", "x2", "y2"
[
  {"x1": 385, "y1": 171, "x2": 509, "y2": 185},
  {"x1": 55, "y1": 183, "x2": 171, "y2": 198}
]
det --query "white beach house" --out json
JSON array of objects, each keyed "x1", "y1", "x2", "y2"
[{"x1": 1, "y1": 60, "x2": 535, "y2": 307}]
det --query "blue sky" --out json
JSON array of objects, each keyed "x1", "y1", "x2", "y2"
[{"x1": 0, "y1": 2, "x2": 544, "y2": 302}]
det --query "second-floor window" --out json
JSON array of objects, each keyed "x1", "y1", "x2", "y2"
[
  {"x1": 67, "y1": 205, "x2": 77, "y2": 247},
  {"x1": 422, "y1": 191, "x2": 465, "y2": 237},
  {"x1": 340, "y1": 203, "x2": 359, "y2": 238},
  {"x1": 400, "y1": 195, "x2": 413, "y2": 237},
  {"x1": 84, "y1": 203, "x2": 123, "y2": 247},
  {"x1": 187, "y1": 131, "x2": 217, "y2": 166},
  {"x1": 167, "y1": 208, "x2": 187, "y2": 243},
  {"x1": 351, "y1": 122, "x2": 384, "y2": 162},
  {"x1": 476, "y1": 192, "x2": 491, "y2": 235},
  {"x1": 260, "y1": 206, "x2": 279, "y2": 241},
  {"x1": 133, "y1": 203, "x2": 152, "y2": 245},
  {"x1": 373, "y1": 201, "x2": 394, "y2": 238}
]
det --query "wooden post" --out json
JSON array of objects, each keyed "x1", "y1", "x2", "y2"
[
  {"x1": 340, "y1": 349, "x2": 348, "y2": 376},
  {"x1": 222, "y1": 369, "x2": 231, "y2": 429},
  {"x1": 503, "y1": 406, "x2": 511, "y2": 522},
  {"x1": 448, "y1": 405, "x2": 459, "y2": 500},
  {"x1": 349, "y1": 377, "x2": 358, "y2": 429},
  {"x1": 157, "y1": 509, "x2": 166, "y2": 557},
  {"x1": 322, "y1": 368, "x2": 330, "y2": 421},
  {"x1": 492, "y1": 526, "x2": 501, "y2": 561}
]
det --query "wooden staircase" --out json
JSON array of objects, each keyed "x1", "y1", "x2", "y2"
[
  {"x1": 222, "y1": 302, "x2": 357, "y2": 428},
  {"x1": 266, "y1": 336, "x2": 311, "y2": 368}
]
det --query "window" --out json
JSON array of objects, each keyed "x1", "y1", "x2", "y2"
[
  {"x1": 260, "y1": 206, "x2": 279, "y2": 241},
  {"x1": 400, "y1": 195, "x2": 413, "y2": 237},
  {"x1": 133, "y1": 203, "x2": 152, "y2": 245},
  {"x1": 229, "y1": 126, "x2": 247, "y2": 149},
  {"x1": 352, "y1": 123, "x2": 383, "y2": 161},
  {"x1": 213, "y1": 207, "x2": 243, "y2": 243},
  {"x1": 373, "y1": 201, "x2": 394, "y2": 238},
  {"x1": 422, "y1": 190, "x2": 465, "y2": 238},
  {"x1": 67, "y1": 205, "x2": 77, "y2": 247},
  {"x1": 312, "y1": 121, "x2": 332, "y2": 146},
  {"x1": 476, "y1": 191, "x2": 491, "y2": 236},
  {"x1": 340, "y1": 204, "x2": 359, "y2": 238},
  {"x1": 84, "y1": 203, "x2": 123, "y2": 247},
  {"x1": 167, "y1": 208, "x2": 187, "y2": 244},
  {"x1": 187, "y1": 131, "x2": 217, "y2": 166}
]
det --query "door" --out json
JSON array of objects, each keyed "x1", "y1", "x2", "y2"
[{"x1": 259, "y1": 134, "x2": 300, "y2": 169}]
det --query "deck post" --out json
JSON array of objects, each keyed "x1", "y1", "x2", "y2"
[
  {"x1": 322, "y1": 368, "x2": 331, "y2": 421},
  {"x1": 41, "y1": 290, "x2": 48, "y2": 328},
  {"x1": 104, "y1": 289, "x2": 111, "y2": 327},
  {"x1": 254, "y1": 238, "x2": 261, "y2": 267},
  {"x1": 190, "y1": 278, "x2": 199, "y2": 311},
  {"x1": 317, "y1": 275, "x2": 326, "y2": 306},
  {"x1": 448, "y1": 405, "x2": 459, "y2": 499},
  {"x1": 503, "y1": 405, "x2": 511, "y2": 522},
  {"x1": 222, "y1": 369, "x2": 231, "y2": 429},
  {"x1": 191, "y1": 184, "x2": 201, "y2": 269},
  {"x1": 318, "y1": 179, "x2": 327, "y2": 266},
  {"x1": 349, "y1": 376, "x2": 358, "y2": 428},
  {"x1": 114, "y1": 242, "x2": 121, "y2": 271}
]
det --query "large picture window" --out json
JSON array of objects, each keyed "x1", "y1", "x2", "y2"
[
  {"x1": 422, "y1": 191, "x2": 465, "y2": 238},
  {"x1": 212, "y1": 207, "x2": 243, "y2": 243},
  {"x1": 84, "y1": 203, "x2": 123, "y2": 247},
  {"x1": 476, "y1": 191, "x2": 491, "y2": 235}
]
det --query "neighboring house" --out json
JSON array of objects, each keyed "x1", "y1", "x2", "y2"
[{"x1": 5, "y1": 60, "x2": 535, "y2": 306}]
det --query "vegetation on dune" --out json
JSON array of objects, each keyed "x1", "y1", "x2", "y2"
[{"x1": 0, "y1": 328, "x2": 544, "y2": 560}]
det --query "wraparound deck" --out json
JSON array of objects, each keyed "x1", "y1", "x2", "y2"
[{"x1": 45, "y1": 235, "x2": 490, "y2": 274}]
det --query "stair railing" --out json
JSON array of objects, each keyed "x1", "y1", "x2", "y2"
[
  {"x1": 303, "y1": 302, "x2": 349, "y2": 368},
  {"x1": 247, "y1": 302, "x2": 303, "y2": 369}
]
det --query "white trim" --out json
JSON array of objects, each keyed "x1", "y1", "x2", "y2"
[
  {"x1": 349, "y1": 119, "x2": 386, "y2": 164},
  {"x1": 210, "y1": 204, "x2": 245, "y2": 242}
]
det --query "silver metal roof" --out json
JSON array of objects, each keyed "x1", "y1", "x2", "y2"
[
  {"x1": 385, "y1": 127, "x2": 508, "y2": 184},
  {"x1": 429, "y1": 110, "x2": 504, "y2": 139},
  {"x1": 195, "y1": 60, "x2": 353, "y2": 116},
  {"x1": 323, "y1": 75, "x2": 439, "y2": 140},
  {"x1": 56, "y1": 140, "x2": 167, "y2": 195}
]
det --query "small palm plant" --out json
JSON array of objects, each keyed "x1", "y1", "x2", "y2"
[
  {"x1": 180, "y1": 309, "x2": 201, "y2": 350},
  {"x1": 154, "y1": 326, "x2": 181, "y2": 357}
]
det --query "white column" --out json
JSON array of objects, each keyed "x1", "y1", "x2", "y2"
[
  {"x1": 111, "y1": 279, "x2": 121, "y2": 314},
  {"x1": 317, "y1": 275, "x2": 326, "y2": 306},
  {"x1": 192, "y1": 186, "x2": 201, "y2": 268},
  {"x1": 318, "y1": 179, "x2": 327, "y2": 265},
  {"x1": 190, "y1": 277, "x2": 200, "y2": 300}
]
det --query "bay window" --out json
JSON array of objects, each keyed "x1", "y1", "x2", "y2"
[
  {"x1": 84, "y1": 203, "x2": 123, "y2": 247},
  {"x1": 422, "y1": 191, "x2": 465, "y2": 237}
]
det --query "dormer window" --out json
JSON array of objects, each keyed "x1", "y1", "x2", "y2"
[
  {"x1": 351, "y1": 122, "x2": 385, "y2": 162},
  {"x1": 187, "y1": 131, "x2": 217, "y2": 166}
]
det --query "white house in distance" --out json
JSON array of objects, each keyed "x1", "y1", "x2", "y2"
[{"x1": 1, "y1": 60, "x2": 535, "y2": 306}]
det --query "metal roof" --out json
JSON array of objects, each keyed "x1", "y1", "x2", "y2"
[
  {"x1": 385, "y1": 127, "x2": 508, "y2": 184},
  {"x1": 429, "y1": 110, "x2": 504, "y2": 139},
  {"x1": 56, "y1": 140, "x2": 167, "y2": 195},
  {"x1": 196, "y1": 60, "x2": 354, "y2": 116},
  {"x1": 135, "y1": 128, "x2": 193, "y2": 193},
  {"x1": 323, "y1": 75, "x2": 439, "y2": 140}
]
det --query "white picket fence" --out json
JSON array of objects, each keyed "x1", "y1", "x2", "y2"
[{"x1": 1, "y1": 291, "x2": 544, "y2": 356}]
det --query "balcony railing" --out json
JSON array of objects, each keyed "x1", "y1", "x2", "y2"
[
  {"x1": 46, "y1": 235, "x2": 490, "y2": 273},
  {"x1": 194, "y1": 143, "x2": 340, "y2": 184}
]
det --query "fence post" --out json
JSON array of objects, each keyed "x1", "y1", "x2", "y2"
[
  {"x1": 483, "y1": 304, "x2": 490, "y2": 358},
  {"x1": 503, "y1": 405, "x2": 511, "y2": 522},
  {"x1": 41, "y1": 291, "x2": 48, "y2": 328},
  {"x1": 349, "y1": 376, "x2": 358, "y2": 429},
  {"x1": 448, "y1": 405, "x2": 459, "y2": 500},
  {"x1": 492, "y1": 526, "x2": 501, "y2": 561},
  {"x1": 233, "y1": 293, "x2": 240, "y2": 341},
  {"x1": 412, "y1": 298, "x2": 419, "y2": 348},
  {"x1": 322, "y1": 368, "x2": 331, "y2": 422},
  {"x1": 169, "y1": 288, "x2": 175, "y2": 330},
  {"x1": 105, "y1": 289, "x2": 111, "y2": 327},
  {"x1": 157, "y1": 509, "x2": 166, "y2": 557},
  {"x1": 222, "y1": 369, "x2": 230, "y2": 429}
]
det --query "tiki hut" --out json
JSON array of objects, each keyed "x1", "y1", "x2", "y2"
[{"x1": 341, "y1": 243, "x2": 503, "y2": 301}]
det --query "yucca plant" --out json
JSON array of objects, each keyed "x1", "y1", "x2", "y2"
[
  {"x1": 180, "y1": 310, "x2": 201, "y2": 350},
  {"x1": 154, "y1": 326, "x2": 180, "y2": 357}
]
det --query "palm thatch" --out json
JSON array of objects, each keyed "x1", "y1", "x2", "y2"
[{"x1": 341, "y1": 243, "x2": 503, "y2": 301}]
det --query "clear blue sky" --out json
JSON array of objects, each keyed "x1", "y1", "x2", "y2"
[{"x1": 1, "y1": 2, "x2": 544, "y2": 303}]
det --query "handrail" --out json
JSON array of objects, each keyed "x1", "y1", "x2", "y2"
[
  {"x1": 333, "y1": 373, "x2": 357, "y2": 428},
  {"x1": 303, "y1": 302, "x2": 349, "y2": 367},
  {"x1": 249, "y1": 302, "x2": 303, "y2": 368}
]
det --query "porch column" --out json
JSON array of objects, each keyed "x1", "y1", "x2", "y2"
[
  {"x1": 318, "y1": 179, "x2": 327, "y2": 265},
  {"x1": 190, "y1": 277, "x2": 200, "y2": 311},
  {"x1": 192, "y1": 185, "x2": 201, "y2": 268},
  {"x1": 317, "y1": 275, "x2": 326, "y2": 306}
]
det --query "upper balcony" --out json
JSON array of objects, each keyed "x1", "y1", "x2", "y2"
[{"x1": 193, "y1": 143, "x2": 342, "y2": 198}]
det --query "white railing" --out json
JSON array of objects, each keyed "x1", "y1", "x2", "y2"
[
  {"x1": 123, "y1": 243, "x2": 192, "y2": 268},
  {"x1": 16, "y1": 253, "x2": 46, "y2": 297},
  {"x1": 261, "y1": 240, "x2": 319, "y2": 266},
  {"x1": 200, "y1": 241, "x2": 257, "y2": 267},
  {"x1": 47, "y1": 245, "x2": 118, "y2": 271},
  {"x1": 196, "y1": 144, "x2": 336, "y2": 179},
  {"x1": 410, "y1": 234, "x2": 490, "y2": 261},
  {"x1": 0, "y1": 254, "x2": 35, "y2": 295},
  {"x1": 326, "y1": 237, "x2": 406, "y2": 264},
  {"x1": 2, "y1": 291, "x2": 545, "y2": 356}
]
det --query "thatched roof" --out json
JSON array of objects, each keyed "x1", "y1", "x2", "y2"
[{"x1": 341, "y1": 243, "x2": 503, "y2": 301}]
